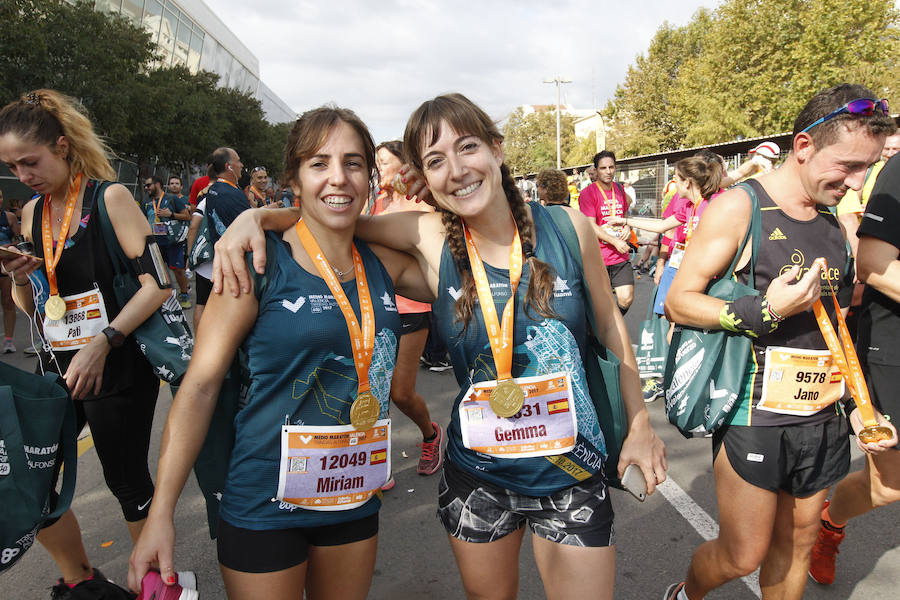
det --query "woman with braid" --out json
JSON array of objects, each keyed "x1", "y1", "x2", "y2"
[{"x1": 213, "y1": 93, "x2": 667, "y2": 599}]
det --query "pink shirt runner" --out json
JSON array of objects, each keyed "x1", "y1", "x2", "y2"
[
  {"x1": 578, "y1": 182, "x2": 630, "y2": 266},
  {"x1": 672, "y1": 190, "x2": 721, "y2": 245}
]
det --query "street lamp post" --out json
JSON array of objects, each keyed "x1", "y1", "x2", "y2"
[{"x1": 544, "y1": 76, "x2": 572, "y2": 169}]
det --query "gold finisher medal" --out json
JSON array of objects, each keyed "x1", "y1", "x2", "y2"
[
  {"x1": 350, "y1": 390, "x2": 379, "y2": 431},
  {"x1": 45, "y1": 295, "x2": 67, "y2": 321},
  {"x1": 858, "y1": 425, "x2": 893, "y2": 444},
  {"x1": 490, "y1": 379, "x2": 525, "y2": 418}
]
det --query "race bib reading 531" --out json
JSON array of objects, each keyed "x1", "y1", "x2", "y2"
[{"x1": 459, "y1": 372, "x2": 577, "y2": 459}]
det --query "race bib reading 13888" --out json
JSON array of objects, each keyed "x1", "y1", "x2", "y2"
[{"x1": 42, "y1": 287, "x2": 110, "y2": 351}]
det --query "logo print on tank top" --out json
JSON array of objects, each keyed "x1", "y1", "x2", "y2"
[
  {"x1": 381, "y1": 292, "x2": 397, "y2": 312},
  {"x1": 282, "y1": 296, "x2": 306, "y2": 313}
]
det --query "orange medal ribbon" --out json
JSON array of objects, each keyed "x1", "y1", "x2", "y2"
[
  {"x1": 812, "y1": 261, "x2": 891, "y2": 442},
  {"x1": 216, "y1": 178, "x2": 240, "y2": 190},
  {"x1": 41, "y1": 173, "x2": 83, "y2": 306},
  {"x1": 295, "y1": 219, "x2": 375, "y2": 397},
  {"x1": 684, "y1": 198, "x2": 702, "y2": 245},
  {"x1": 151, "y1": 193, "x2": 165, "y2": 222},
  {"x1": 462, "y1": 218, "x2": 523, "y2": 383}
]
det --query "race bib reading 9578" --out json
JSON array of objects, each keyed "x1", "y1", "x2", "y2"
[
  {"x1": 459, "y1": 372, "x2": 577, "y2": 459},
  {"x1": 758, "y1": 346, "x2": 844, "y2": 416},
  {"x1": 276, "y1": 420, "x2": 390, "y2": 511}
]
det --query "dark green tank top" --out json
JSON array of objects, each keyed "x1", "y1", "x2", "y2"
[{"x1": 432, "y1": 202, "x2": 607, "y2": 496}]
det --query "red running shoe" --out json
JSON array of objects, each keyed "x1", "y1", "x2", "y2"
[
  {"x1": 417, "y1": 422, "x2": 443, "y2": 475},
  {"x1": 809, "y1": 501, "x2": 845, "y2": 585}
]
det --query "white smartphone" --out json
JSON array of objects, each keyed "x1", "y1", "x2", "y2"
[{"x1": 621, "y1": 463, "x2": 647, "y2": 502}]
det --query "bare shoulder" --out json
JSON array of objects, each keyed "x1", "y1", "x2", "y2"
[
  {"x1": 101, "y1": 182, "x2": 138, "y2": 210},
  {"x1": 20, "y1": 197, "x2": 39, "y2": 239},
  {"x1": 701, "y1": 185, "x2": 753, "y2": 230}
]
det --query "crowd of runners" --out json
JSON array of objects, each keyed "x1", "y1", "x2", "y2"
[{"x1": 0, "y1": 82, "x2": 897, "y2": 600}]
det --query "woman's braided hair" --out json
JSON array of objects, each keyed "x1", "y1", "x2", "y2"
[{"x1": 403, "y1": 93, "x2": 558, "y2": 332}]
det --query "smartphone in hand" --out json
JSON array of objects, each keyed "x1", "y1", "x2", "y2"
[{"x1": 621, "y1": 463, "x2": 647, "y2": 502}]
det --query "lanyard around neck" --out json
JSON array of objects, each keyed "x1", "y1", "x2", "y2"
[
  {"x1": 41, "y1": 173, "x2": 83, "y2": 297},
  {"x1": 295, "y1": 218, "x2": 375, "y2": 394},
  {"x1": 462, "y1": 219, "x2": 523, "y2": 382}
]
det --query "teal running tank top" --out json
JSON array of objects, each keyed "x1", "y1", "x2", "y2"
[
  {"x1": 219, "y1": 233, "x2": 401, "y2": 529},
  {"x1": 432, "y1": 202, "x2": 607, "y2": 496}
]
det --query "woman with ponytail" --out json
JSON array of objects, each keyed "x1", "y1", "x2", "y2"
[
  {"x1": 0, "y1": 89, "x2": 173, "y2": 595},
  {"x1": 213, "y1": 93, "x2": 667, "y2": 599}
]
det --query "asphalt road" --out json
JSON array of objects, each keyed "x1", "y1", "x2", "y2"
[{"x1": 1, "y1": 270, "x2": 897, "y2": 599}]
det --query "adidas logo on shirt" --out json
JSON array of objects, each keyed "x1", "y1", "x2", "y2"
[{"x1": 769, "y1": 227, "x2": 787, "y2": 241}]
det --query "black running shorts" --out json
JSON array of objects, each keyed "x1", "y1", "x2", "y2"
[
  {"x1": 863, "y1": 362, "x2": 900, "y2": 450},
  {"x1": 399, "y1": 311, "x2": 429, "y2": 335},
  {"x1": 713, "y1": 416, "x2": 849, "y2": 497},
  {"x1": 216, "y1": 513, "x2": 378, "y2": 573},
  {"x1": 606, "y1": 260, "x2": 634, "y2": 288},
  {"x1": 195, "y1": 275, "x2": 212, "y2": 305}
]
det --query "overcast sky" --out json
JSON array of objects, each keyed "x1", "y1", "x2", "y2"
[{"x1": 207, "y1": 0, "x2": 718, "y2": 142}]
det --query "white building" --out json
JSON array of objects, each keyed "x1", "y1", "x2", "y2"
[
  {"x1": 90, "y1": 0, "x2": 295, "y2": 123},
  {"x1": 574, "y1": 112, "x2": 605, "y2": 152}
]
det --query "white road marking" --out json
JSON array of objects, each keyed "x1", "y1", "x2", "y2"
[{"x1": 657, "y1": 477, "x2": 761, "y2": 598}]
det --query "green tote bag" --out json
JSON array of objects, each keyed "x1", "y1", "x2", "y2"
[
  {"x1": 0, "y1": 361, "x2": 76, "y2": 573},
  {"x1": 545, "y1": 205, "x2": 627, "y2": 489},
  {"x1": 94, "y1": 183, "x2": 193, "y2": 384},
  {"x1": 663, "y1": 183, "x2": 761, "y2": 438},
  {"x1": 636, "y1": 285, "x2": 670, "y2": 379}
]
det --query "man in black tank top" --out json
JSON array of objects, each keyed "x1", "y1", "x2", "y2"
[{"x1": 661, "y1": 85, "x2": 896, "y2": 600}]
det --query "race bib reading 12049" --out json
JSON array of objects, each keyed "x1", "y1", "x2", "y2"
[
  {"x1": 459, "y1": 372, "x2": 577, "y2": 459},
  {"x1": 276, "y1": 420, "x2": 390, "y2": 511}
]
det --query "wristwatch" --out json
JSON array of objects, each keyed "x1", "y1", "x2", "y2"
[{"x1": 102, "y1": 326, "x2": 126, "y2": 348}]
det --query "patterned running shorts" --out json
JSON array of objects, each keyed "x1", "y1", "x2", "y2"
[{"x1": 437, "y1": 459, "x2": 615, "y2": 547}]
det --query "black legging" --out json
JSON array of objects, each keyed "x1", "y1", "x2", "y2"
[{"x1": 46, "y1": 366, "x2": 159, "y2": 524}]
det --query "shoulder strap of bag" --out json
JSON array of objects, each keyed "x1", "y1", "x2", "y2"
[
  {"x1": 729, "y1": 182, "x2": 762, "y2": 288},
  {"x1": 93, "y1": 182, "x2": 130, "y2": 278},
  {"x1": 544, "y1": 206, "x2": 600, "y2": 335}
]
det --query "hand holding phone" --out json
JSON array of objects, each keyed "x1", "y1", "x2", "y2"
[{"x1": 621, "y1": 463, "x2": 648, "y2": 502}]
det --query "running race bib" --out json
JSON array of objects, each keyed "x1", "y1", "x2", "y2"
[
  {"x1": 42, "y1": 287, "x2": 110, "y2": 351},
  {"x1": 276, "y1": 420, "x2": 390, "y2": 511},
  {"x1": 758, "y1": 346, "x2": 845, "y2": 416},
  {"x1": 152, "y1": 222, "x2": 168, "y2": 236},
  {"x1": 459, "y1": 372, "x2": 577, "y2": 459},
  {"x1": 668, "y1": 243, "x2": 686, "y2": 269}
]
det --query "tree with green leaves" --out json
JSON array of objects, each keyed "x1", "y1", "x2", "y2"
[
  {"x1": 0, "y1": 0, "x2": 155, "y2": 148},
  {"x1": 503, "y1": 108, "x2": 589, "y2": 175},
  {"x1": 0, "y1": 0, "x2": 291, "y2": 179},
  {"x1": 605, "y1": 0, "x2": 900, "y2": 153}
]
